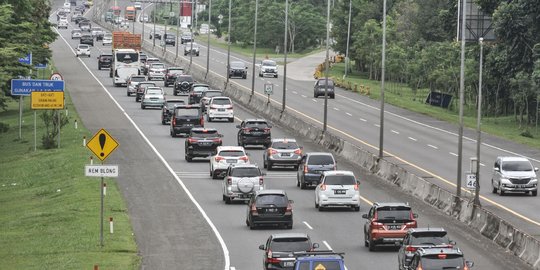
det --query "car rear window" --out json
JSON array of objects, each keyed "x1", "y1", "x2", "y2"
[
  {"x1": 212, "y1": 98, "x2": 231, "y2": 105},
  {"x1": 245, "y1": 121, "x2": 268, "y2": 128},
  {"x1": 318, "y1": 79, "x2": 334, "y2": 86},
  {"x1": 168, "y1": 69, "x2": 183, "y2": 75},
  {"x1": 297, "y1": 261, "x2": 341, "y2": 270},
  {"x1": 193, "y1": 86, "x2": 209, "y2": 92},
  {"x1": 410, "y1": 233, "x2": 450, "y2": 246},
  {"x1": 131, "y1": 77, "x2": 146, "y2": 82},
  {"x1": 324, "y1": 175, "x2": 356, "y2": 185},
  {"x1": 231, "y1": 167, "x2": 260, "y2": 177},
  {"x1": 191, "y1": 129, "x2": 218, "y2": 138},
  {"x1": 79, "y1": 45, "x2": 89, "y2": 49},
  {"x1": 272, "y1": 141, "x2": 299, "y2": 149},
  {"x1": 175, "y1": 108, "x2": 200, "y2": 117},
  {"x1": 218, "y1": 150, "x2": 245, "y2": 157},
  {"x1": 376, "y1": 207, "x2": 412, "y2": 221},
  {"x1": 308, "y1": 155, "x2": 334, "y2": 165},
  {"x1": 166, "y1": 101, "x2": 185, "y2": 109},
  {"x1": 255, "y1": 194, "x2": 287, "y2": 206},
  {"x1": 419, "y1": 255, "x2": 464, "y2": 269},
  {"x1": 151, "y1": 64, "x2": 165, "y2": 69},
  {"x1": 502, "y1": 160, "x2": 533, "y2": 171},
  {"x1": 269, "y1": 237, "x2": 310, "y2": 252},
  {"x1": 204, "y1": 91, "x2": 222, "y2": 98},
  {"x1": 146, "y1": 90, "x2": 161, "y2": 95},
  {"x1": 178, "y1": 76, "x2": 193, "y2": 82}
]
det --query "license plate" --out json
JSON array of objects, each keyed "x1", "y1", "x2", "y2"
[
  {"x1": 283, "y1": 261, "x2": 294, "y2": 267},
  {"x1": 387, "y1": 225, "x2": 401, "y2": 230},
  {"x1": 218, "y1": 108, "x2": 225, "y2": 112},
  {"x1": 226, "y1": 159, "x2": 236, "y2": 163},
  {"x1": 281, "y1": 153, "x2": 291, "y2": 157},
  {"x1": 266, "y1": 208, "x2": 277, "y2": 213},
  {"x1": 252, "y1": 132, "x2": 262, "y2": 135},
  {"x1": 184, "y1": 123, "x2": 193, "y2": 126},
  {"x1": 334, "y1": 189, "x2": 346, "y2": 195},
  {"x1": 200, "y1": 142, "x2": 211, "y2": 146}
]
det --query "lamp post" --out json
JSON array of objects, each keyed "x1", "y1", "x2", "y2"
[
  {"x1": 474, "y1": 37, "x2": 484, "y2": 206},
  {"x1": 176, "y1": 1, "x2": 182, "y2": 58},
  {"x1": 250, "y1": 0, "x2": 259, "y2": 97},
  {"x1": 142, "y1": 2, "x2": 145, "y2": 43},
  {"x1": 282, "y1": 0, "x2": 289, "y2": 112},
  {"x1": 344, "y1": 0, "x2": 352, "y2": 78},
  {"x1": 206, "y1": 0, "x2": 211, "y2": 78},
  {"x1": 226, "y1": 0, "x2": 232, "y2": 86},
  {"x1": 153, "y1": 3, "x2": 156, "y2": 48},
  {"x1": 322, "y1": 0, "x2": 330, "y2": 131},
  {"x1": 457, "y1": 0, "x2": 467, "y2": 198},
  {"x1": 378, "y1": 0, "x2": 387, "y2": 159}
]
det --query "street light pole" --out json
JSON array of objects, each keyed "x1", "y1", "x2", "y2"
[
  {"x1": 323, "y1": 0, "x2": 330, "y2": 131},
  {"x1": 142, "y1": 2, "x2": 145, "y2": 43},
  {"x1": 457, "y1": 0, "x2": 467, "y2": 198},
  {"x1": 344, "y1": 0, "x2": 352, "y2": 78},
  {"x1": 153, "y1": 3, "x2": 156, "y2": 48},
  {"x1": 282, "y1": 0, "x2": 289, "y2": 112},
  {"x1": 474, "y1": 37, "x2": 484, "y2": 206},
  {"x1": 206, "y1": 0, "x2": 211, "y2": 78},
  {"x1": 250, "y1": 0, "x2": 259, "y2": 97},
  {"x1": 378, "y1": 0, "x2": 387, "y2": 159},
  {"x1": 226, "y1": 0, "x2": 232, "y2": 86},
  {"x1": 176, "y1": 1, "x2": 182, "y2": 58}
]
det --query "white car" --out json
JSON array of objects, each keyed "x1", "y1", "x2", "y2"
[
  {"x1": 207, "y1": 96, "x2": 234, "y2": 122},
  {"x1": 102, "y1": 34, "x2": 112, "y2": 46},
  {"x1": 148, "y1": 63, "x2": 166, "y2": 80},
  {"x1": 139, "y1": 14, "x2": 149, "y2": 23},
  {"x1": 75, "y1": 44, "x2": 91, "y2": 57},
  {"x1": 184, "y1": 42, "x2": 200, "y2": 56},
  {"x1": 140, "y1": 87, "x2": 165, "y2": 109},
  {"x1": 63, "y1": 2, "x2": 71, "y2": 9},
  {"x1": 315, "y1": 170, "x2": 361, "y2": 211},
  {"x1": 222, "y1": 164, "x2": 264, "y2": 204},
  {"x1": 58, "y1": 18, "x2": 68, "y2": 29},
  {"x1": 71, "y1": 29, "x2": 82, "y2": 39},
  {"x1": 91, "y1": 27, "x2": 103, "y2": 37},
  {"x1": 210, "y1": 146, "x2": 250, "y2": 179},
  {"x1": 126, "y1": 75, "x2": 147, "y2": 96},
  {"x1": 258, "y1": 59, "x2": 278, "y2": 78},
  {"x1": 134, "y1": 2, "x2": 142, "y2": 9}
]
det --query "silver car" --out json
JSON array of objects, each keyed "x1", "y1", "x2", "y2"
[
  {"x1": 148, "y1": 63, "x2": 166, "y2": 81},
  {"x1": 315, "y1": 170, "x2": 360, "y2": 211},
  {"x1": 258, "y1": 59, "x2": 278, "y2": 78},
  {"x1": 71, "y1": 29, "x2": 82, "y2": 39},
  {"x1": 140, "y1": 87, "x2": 165, "y2": 109},
  {"x1": 222, "y1": 164, "x2": 265, "y2": 204},
  {"x1": 263, "y1": 138, "x2": 302, "y2": 170},
  {"x1": 184, "y1": 42, "x2": 200, "y2": 56},
  {"x1": 492, "y1": 156, "x2": 538, "y2": 196}
]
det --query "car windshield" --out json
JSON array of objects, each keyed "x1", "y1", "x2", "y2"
[
  {"x1": 218, "y1": 150, "x2": 244, "y2": 157},
  {"x1": 175, "y1": 108, "x2": 200, "y2": 117},
  {"x1": 255, "y1": 194, "x2": 287, "y2": 206},
  {"x1": 139, "y1": 83, "x2": 155, "y2": 88},
  {"x1": 166, "y1": 101, "x2": 185, "y2": 109},
  {"x1": 262, "y1": 60, "x2": 276, "y2": 67},
  {"x1": 272, "y1": 141, "x2": 299, "y2": 149},
  {"x1": 410, "y1": 233, "x2": 450, "y2": 245},
  {"x1": 212, "y1": 98, "x2": 231, "y2": 105},
  {"x1": 168, "y1": 69, "x2": 183, "y2": 75},
  {"x1": 502, "y1": 160, "x2": 533, "y2": 171},
  {"x1": 231, "y1": 62, "x2": 245, "y2": 69},
  {"x1": 318, "y1": 79, "x2": 334, "y2": 86},
  {"x1": 269, "y1": 237, "x2": 310, "y2": 252},
  {"x1": 193, "y1": 85, "x2": 209, "y2": 92},
  {"x1": 101, "y1": 56, "x2": 112, "y2": 61},
  {"x1": 231, "y1": 167, "x2": 260, "y2": 177},
  {"x1": 297, "y1": 261, "x2": 341, "y2": 270},
  {"x1": 418, "y1": 255, "x2": 464, "y2": 269},
  {"x1": 324, "y1": 175, "x2": 356, "y2": 185},
  {"x1": 376, "y1": 207, "x2": 412, "y2": 221},
  {"x1": 245, "y1": 121, "x2": 268, "y2": 128},
  {"x1": 131, "y1": 77, "x2": 146, "y2": 82},
  {"x1": 166, "y1": 34, "x2": 175, "y2": 39},
  {"x1": 308, "y1": 155, "x2": 334, "y2": 165},
  {"x1": 78, "y1": 45, "x2": 89, "y2": 49},
  {"x1": 117, "y1": 53, "x2": 139, "y2": 63},
  {"x1": 191, "y1": 130, "x2": 219, "y2": 138},
  {"x1": 146, "y1": 90, "x2": 162, "y2": 95}
]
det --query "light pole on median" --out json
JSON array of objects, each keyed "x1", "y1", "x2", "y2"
[
  {"x1": 378, "y1": 0, "x2": 387, "y2": 159},
  {"x1": 250, "y1": 0, "x2": 259, "y2": 97},
  {"x1": 141, "y1": 2, "x2": 145, "y2": 44},
  {"x1": 322, "y1": 0, "x2": 330, "y2": 131},
  {"x1": 457, "y1": 0, "x2": 467, "y2": 198},
  {"x1": 153, "y1": 3, "x2": 156, "y2": 48},
  {"x1": 226, "y1": 0, "x2": 232, "y2": 86},
  {"x1": 205, "y1": 0, "x2": 211, "y2": 78},
  {"x1": 282, "y1": 0, "x2": 289, "y2": 112},
  {"x1": 344, "y1": 0, "x2": 352, "y2": 78},
  {"x1": 176, "y1": 1, "x2": 182, "y2": 59},
  {"x1": 474, "y1": 37, "x2": 484, "y2": 206}
]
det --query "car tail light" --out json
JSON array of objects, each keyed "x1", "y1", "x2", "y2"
[
  {"x1": 304, "y1": 166, "x2": 308, "y2": 173},
  {"x1": 437, "y1": 254, "x2": 447, "y2": 259},
  {"x1": 210, "y1": 105, "x2": 217, "y2": 109},
  {"x1": 294, "y1": 149, "x2": 302, "y2": 155},
  {"x1": 371, "y1": 221, "x2": 384, "y2": 230},
  {"x1": 268, "y1": 148, "x2": 277, "y2": 155},
  {"x1": 463, "y1": 264, "x2": 470, "y2": 270},
  {"x1": 227, "y1": 105, "x2": 233, "y2": 110},
  {"x1": 172, "y1": 118, "x2": 176, "y2": 126},
  {"x1": 243, "y1": 128, "x2": 251, "y2": 134},
  {"x1": 333, "y1": 164, "x2": 337, "y2": 170},
  {"x1": 416, "y1": 264, "x2": 423, "y2": 270},
  {"x1": 354, "y1": 183, "x2": 359, "y2": 190},
  {"x1": 285, "y1": 203, "x2": 293, "y2": 215},
  {"x1": 239, "y1": 156, "x2": 249, "y2": 162},
  {"x1": 405, "y1": 221, "x2": 417, "y2": 228},
  {"x1": 251, "y1": 203, "x2": 258, "y2": 215},
  {"x1": 187, "y1": 138, "x2": 198, "y2": 143},
  {"x1": 200, "y1": 117, "x2": 204, "y2": 126},
  {"x1": 405, "y1": 246, "x2": 417, "y2": 252},
  {"x1": 320, "y1": 184, "x2": 326, "y2": 191},
  {"x1": 263, "y1": 128, "x2": 270, "y2": 134},
  {"x1": 215, "y1": 156, "x2": 224, "y2": 162},
  {"x1": 212, "y1": 138, "x2": 222, "y2": 143},
  {"x1": 267, "y1": 249, "x2": 273, "y2": 259},
  {"x1": 259, "y1": 177, "x2": 264, "y2": 186},
  {"x1": 227, "y1": 177, "x2": 232, "y2": 185}
]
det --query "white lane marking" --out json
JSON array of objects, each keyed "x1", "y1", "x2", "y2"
[
  {"x1": 301, "y1": 94, "x2": 307, "y2": 98},
  {"x1": 292, "y1": 91, "x2": 298, "y2": 94},
  {"x1": 450, "y1": 152, "x2": 458, "y2": 157},
  {"x1": 346, "y1": 112, "x2": 352, "y2": 116},
  {"x1": 480, "y1": 163, "x2": 485, "y2": 167},
  {"x1": 428, "y1": 144, "x2": 438, "y2": 149},
  {"x1": 408, "y1": 137, "x2": 417, "y2": 141},
  {"x1": 323, "y1": 241, "x2": 332, "y2": 250},
  {"x1": 374, "y1": 124, "x2": 380, "y2": 127},
  {"x1": 54, "y1": 28, "x2": 231, "y2": 270},
  {"x1": 359, "y1": 118, "x2": 367, "y2": 122},
  {"x1": 391, "y1": 130, "x2": 399, "y2": 134},
  {"x1": 333, "y1": 107, "x2": 339, "y2": 111},
  {"x1": 312, "y1": 99, "x2": 318, "y2": 102},
  {"x1": 230, "y1": 268, "x2": 235, "y2": 270},
  {"x1": 302, "y1": 221, "x2": 313, "y2": 230}
]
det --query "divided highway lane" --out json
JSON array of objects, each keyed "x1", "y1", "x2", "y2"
[
  {"x1": 53, "y1": 13, "x2": 529, "y2": 269},
  {"x1": 121, "y1": 15, "x2": 540, "y2": 238}
]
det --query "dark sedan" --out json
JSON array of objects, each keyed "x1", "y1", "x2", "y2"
[
  {"x1": 188, "y1": 83, "x2": 209, "y2": 104},
  {"x1": 229, "y1": 61, "x2": 247, "y2": 79},
  {"x1": 161, "y1": 99, "x2": 185, "y2": 125}
]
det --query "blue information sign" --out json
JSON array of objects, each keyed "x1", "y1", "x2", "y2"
[
  {"x1": 35, "y1": 63, "x2": 48, "y2": 69},
  {"x1": 11, "y1": 79, "x2": 64, "y2": 96},
  {"x1": 19, "y1": 53, "x2": 32, "y2": 65}
]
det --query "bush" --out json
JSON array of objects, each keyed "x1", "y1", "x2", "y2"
[
  {"x1": 0, "y1": 122, "x2": 9, "y2": 133},
  {"x1": 520, "y1": 130, "x2": 534, "y2": 138}
]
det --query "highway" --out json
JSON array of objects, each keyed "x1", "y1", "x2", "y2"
[{"x1": 49, "y1": 1, "x2": 532, "y2": 269}]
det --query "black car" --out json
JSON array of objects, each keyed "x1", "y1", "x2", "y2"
[
  {"x1": 184, "y1": 128, "x2": 223, "y2": 161},
  {"x1": 236, "y1": 119, "x2": 272, "y2": 148},
  {"x1": 180, "y1": 32, "x2": 193, "y2": 44},
  {"x1": 246, "y1": 189, "x2": 293, "y2": 229},
  {"x1": 80, "y1": 34, "x2": 94, "y2": 46},
  {"x1": 97, "y1": 54, "x2": 112, "y2": 70},
  {"x1": 135, "y1": 82, "x2": 157, "y2": 102},
  {"x1": 74, "y1": 16, "x2": 87, "y2": 24},
  {"x1": 162, "y1": 33, "x2": 176, "y2": 46},
  {"x1": 408, "y1": 247, "x2": 474, "y2": 270},
  {"x1": 297, "y1": 152, "x2": 337, "y2": 189},
  {"x1": 170, "y1": 104, "x2": 204, "y2": 137},
  {"x1": 188, "y1": 83, "x2": 209, "y2": 104},
  {"x1": 174, "y1": 74, "x2": 194, "y2": 95},
  {"x1": 161, "y1": 99, "x2": 185, "y2": 125},
  {"x1": 259, "y1": 233, "x2": 319, "y2": 270},
  {"x1": 398, "y1": 228, "x2": 455, "y2": 270},
  {"x1": 313, "y1": 78, "x2": 335, "y2": 99},
  {"x1": 164, "y1": 67, "x2": 184, "y2": 87},
  {"x1": 229, "y1": 61, "x2": 247, "y2": 79}
]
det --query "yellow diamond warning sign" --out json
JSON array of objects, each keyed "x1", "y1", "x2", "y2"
[
  {"x1": 86, "y1": 128, "x2": 119, "y2": 161},
  {"x1": 314, "y1": 264, "x2": 327, "y2": 270}
]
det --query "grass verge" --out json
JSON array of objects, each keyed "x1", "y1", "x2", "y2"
[{"x1": 0, "y1": 84, "x2": 139, "y2": 268}]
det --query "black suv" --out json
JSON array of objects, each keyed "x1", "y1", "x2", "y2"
[
  {"x1": 408, "y1": 247, "x2": 474, "y2": 270},
  {"x1": 236, "y1": 119, "x2": 272, "y2": 148},
  {"x1": 162, "y1": 33, "x2": 176, "y2": 46},
  {"x1": 97, "y1": 54, "x2": 112, "y2": 70},
  {"x1": 246, "y1": 189, "x2": 293, "y2": 229},
  {"x1": 80, "y1": 34, "x2": 94, "y2": 46},
  {"x1": 164, "y1": 67, "x2": 184, "y2": 87},
  {"x1": 170, "y1": 104, "x2": 204, "y2": 137},
  {"x1": 180, "y1": 32, "x2": 193, "y2": 44},
  {"x1": 229, "y1": 61, "x2": 247, "y2": 79},
  {"x1": 188, "y1": 83, "x2": 209, "y2": 104},
  {"x1": 184, "y1": 128, "x2": 222, "y2": 161},
  {"x1": 297, "y1": 152, "x2": 336, "y2": 189},
  {"x1": 174, "y1": 74, "x2": 194, "y2": 95},
  {"x1": 161, "y1": 99, "x2": 185, "y2": 125},
  {"x1": 259, "y1": 233, "x2": 319, "y2": 270},
  {"x1": 313, "y1": 78, "x2": 335, "y2": 99},
  {"x1": 398, "y1": 228, "x2": 455, "y2": 270}
]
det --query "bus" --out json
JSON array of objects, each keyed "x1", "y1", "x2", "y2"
[
  {"x1": 125, "y1": 6, "x2": 136, "y2": 21},
  {"x1": 111, "y1": 49, "x2": 140, "y2": 86}
]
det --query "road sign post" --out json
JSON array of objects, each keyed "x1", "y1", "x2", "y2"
[{"x1": 264, "y1": 82, "x2": 273, "y2": 104}]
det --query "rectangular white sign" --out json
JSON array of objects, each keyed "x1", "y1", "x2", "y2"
[{"x1": 85, "y1": 165, "x2": 119, "y2": 177}]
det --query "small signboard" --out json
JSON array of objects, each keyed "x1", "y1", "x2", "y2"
[
  {"x1": 466, "y1": 173, "x2": 477, "y2": 190},
  {"x1": 31, "y1": 91, "x2": 65, "y2": 109},
  {"x1": 264, "y1": 83, "x2": 273, "y2": 95},
  {"x1": 85, "y1": 165, "x2": 119, "y2": 177},
  {"x1": 19, "y1": 53, "x2": 32, "y2": 65},
  {"x1": 35, "y1": 63, "x2": 48, "y2": 69},
  {"x1": 86, "y1": 128, "x2": 120, "y2": 161},
  {"x1": 50, "y1": 73, "x2": 63, "y2": 81}
]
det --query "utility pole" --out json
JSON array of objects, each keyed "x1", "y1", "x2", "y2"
[
  {"x1": 250, "y1": 0, "x2": 259, "y2": 97},
  {"x1": 457, "y1": 0, "x2": 467, "y2": 198},
  {"x1": 344, "y1": 0, "x2": 352, "y2": 78},
  {"x1": 226, "y1": 0, "x2": 232, "y2": 85},
  {"x1": 378, "y1": 0, "x2": 387, "y2": 159},
  {"x1": 322, "y1": 0, "x2": 330, "y2": 131},
  {"x1": 282, "y1": 0, "x2": 288, "y2": 112},
  {"x1": 205, "y1": 0, "x2": 211, "y2": 78}
]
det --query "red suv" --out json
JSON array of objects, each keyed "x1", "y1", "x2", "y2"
[{"x1": 362, "y1": 202, "x2": 418, "y2": 251}]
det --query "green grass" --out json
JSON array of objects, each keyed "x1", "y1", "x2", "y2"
[
  {"x1": 328, "y1": 63, "x2": 540, "y2": 149},
  {"x1": 0, "y1": 81, "x2": 139, "y2": 268}
]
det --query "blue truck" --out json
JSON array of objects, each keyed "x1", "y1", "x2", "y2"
[{"x1": 293, "y1": 251, "x2": 345, "y2": 270}]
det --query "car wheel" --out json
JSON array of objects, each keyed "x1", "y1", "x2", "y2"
[
  {"x1": 228, "y1": 117, "x2": 234, "y2": 123},
  {"x1": 126, "y1": 91, "x2": 130, "y2": 97},
  {"x1": 223, "y1": 194, "x2": 227, "y2": 201},
  {"x1": 286, "y1": 223, "x2": 293, "y2": 229},
  {"x1": 354, "y1": 206, "x2": 360, "y2": 212},
  {"x1": 249, "y1": 219, "x2": 256, "y2": 230},
  {"x1": 364, "y1": 232, "x2": 369, "y2": 247},
  {"x1": 267, "y1": 161, "x2": 273, "y2": 170},
  {"x1": 315, "y1": 200, "x2": 319, "y2": 208},
  {"x1": 98, "y1": 66, "x2": 101, "y2": 70},
  {"x1": 331, "y1": 95, "x2": 335, "y2": 99},
  {"x1": 263, "y1": 159, "x2": 267, "y2": 169},
  {"x1": 196, "y1": 53, "x2": 199, "y2": 56},
  {"x1": 491, "y1": 180, "x2": 497, "y2": 193},
  {"x1": 170, "y1": 130, "x2": 176, "y2": 138},
  {"x1": 314, "y1": 93, "x2": 318, "y2": 98},
  {"x1": 318, "y1": 205, "x2": 324, "y2": 212},
  {"x1": 173, "y1": 91, "x2": 177, "y2": 96},
  {"x1": 243, "y1": 75, "x2": 247, "y2": 79},
  {"x1": 368, "y1": 235, "x2": 376, "y2": 251},
  {"x1": 207, "y1": 116, "x2": 213, "y2": 122},
  {"x1": 300, "y1": 178, "x2": 307, "y2": 190},
  {"x1": 296, "y1": 177, "x2": 300, "y2": 187},
  {"x1": 533, "y1": 190, "x2": 538, "y2": 196},
  {"x1": 141, "y1": 105, "x2": 146, "y2": 109},
  {"x1": 499, "y1": 183, "x2": 505, "y2": 196},
  {"x1": 225, "y1": 196, "x2": 231, "y2": 204},
  {"x1": 185, "y1": 155, "x2": 192, "y2": 162},
  {"x1": 162, "y1": 119, "x2": 166, "y2": 125},
  {"x1": 259, "y1": 73, "x2": 262, "y2": 77},
  {"x1": 275, "y1": 75, "x2": 278, "y2": 78}
]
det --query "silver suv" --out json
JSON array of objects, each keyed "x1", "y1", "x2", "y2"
[
  {"x1": 222, "y1": 164, "x2": 264, "y2": 204},
  {"x1": 492, "y1": 156, "x2": 538, "y2": 196}
]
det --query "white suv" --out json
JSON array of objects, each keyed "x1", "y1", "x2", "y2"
[
  {"x1": 258, "y1": 59, "x2": 278, "y2": 78},
  {"x1": 207, "y1": 97, "x2": 234, "y2": 122},
  {"x1": 315, "y1": 170, "x2": 360, "y2": 211},
  {"x1": 75, "y1": 44, "x2": 91, "y2": 57},
  {"x1": 126, "y1": 75, "x2": 147, "y2": 96},
  {"x1": 58, "y1": 18, "x2": 68, "y2": 29},
  {"x1": 492, "y1": 156, "x2": 538, "y2": 196},
  {"x1": 148, "y1": 63, "x2": 166, "y2": 81},
  {"x1": 222, "y1": 164, "x2": 264, "y2": 204},
  {"x1": 210, "y1": 146, "x2": 249, "y2": 179}
]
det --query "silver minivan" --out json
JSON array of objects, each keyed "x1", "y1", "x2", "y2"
[
  {"x1": 492, "y1": 156, "x2": 538, "y2": 196},
  {"x1": 222, "y1": 164, "x2": 264, "y2": 204}
]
